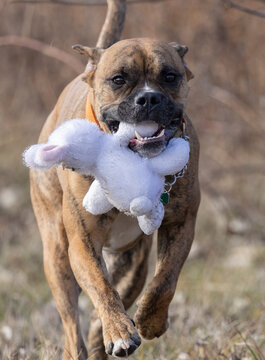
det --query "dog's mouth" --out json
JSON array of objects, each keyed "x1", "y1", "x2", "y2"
[
  {"x1": 106, "y1": 119, "x2": 180, "y2": 158},
  {"x1": 107, "y1": 120, "x2": 120, "y2": 134},
  {"x1": 129, "y1": 125, "x2": 165, "y2": 147}
]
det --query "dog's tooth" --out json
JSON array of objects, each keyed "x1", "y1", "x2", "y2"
[
  {"x1": 153, "y1": 129, "x2": 164, "y2": 139},
  {"x1": 149, "y1": 129, "x2": 165, "y2": 140},
  {"x1": 157, "y1": 129, "x2": 165, "y2": 138},
  {"x1": 135, "y1": 130, "x2": 143, "y2": 140},
  {"x1": 135, "y1": 128, "x2": 165, "y2": 141}
]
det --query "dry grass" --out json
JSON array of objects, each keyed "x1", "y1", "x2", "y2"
[
  {"x1": 0, "y1": 0, "x2": 265, "y2": 359},
  {"x1": 0, "y1": 195, "x2": 264, "y2": 359}
]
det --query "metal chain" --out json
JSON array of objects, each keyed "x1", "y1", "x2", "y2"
[
  {"x1": 164, "y1": 174, "x2": 177, "y2": 194},
  {"x1": 163, "y1": 123, "x2": 190, "y2": 196}
]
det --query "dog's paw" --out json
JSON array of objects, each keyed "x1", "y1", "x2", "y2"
[
  {"x1": 134, "y1": 307, "x2": 169, "y2": 340},
  {"x1": 103, "y1": 315, "x2": 141, "y2": 357},
  {"x1": 106, "y1": 337, "x2": 141, "y2": 358}
]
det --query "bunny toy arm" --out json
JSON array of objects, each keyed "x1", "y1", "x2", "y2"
[{"x1": 149, "y1": 137, "x2": 190, "y2": 177}]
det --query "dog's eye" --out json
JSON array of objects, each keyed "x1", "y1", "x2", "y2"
[
  {"x1": 112, "y1": 76, "x2": 126, "y2": 86},
  {"x1": 165, "y1": 73, "x2": 176, "y2": 83}
]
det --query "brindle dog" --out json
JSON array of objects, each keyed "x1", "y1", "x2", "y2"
[{"x1": 29, "y1": 15, "x2": 200, "y2": 360}]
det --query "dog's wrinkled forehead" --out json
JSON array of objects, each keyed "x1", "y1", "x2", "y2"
[{"x1": 95, "y1": 38, "x2": 184, "y2": 85}]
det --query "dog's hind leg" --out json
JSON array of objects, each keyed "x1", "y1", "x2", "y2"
[
  {"x1": 87, "y1": 235, "x2": 152, "y2": 360},
  {"x1": 30, "y1": 169, "x2": 87, "y2": 360}
]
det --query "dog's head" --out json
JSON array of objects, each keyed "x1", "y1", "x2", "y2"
[{"x1": 73, "y1": 38, "x2": 193, "y2": 158}]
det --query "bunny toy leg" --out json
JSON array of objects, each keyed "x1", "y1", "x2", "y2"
[
  {"x1": 137, "y1": 200, "x2": 164, "y2": 235},
  {"x1": 130, "y1": 196, "x2": 153, "y2": 217},
  {"x1": 83, "y1": 179, "x2": 113, "y2": 215}
]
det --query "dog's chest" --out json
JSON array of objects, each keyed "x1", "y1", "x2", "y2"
[{"x1": 104, "y1": 213, "x2": 142, "y2": 251}]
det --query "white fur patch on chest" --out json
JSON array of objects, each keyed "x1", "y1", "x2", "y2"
[{"x1": 105, "y1": 213, "x2": 142, "y2": 251}]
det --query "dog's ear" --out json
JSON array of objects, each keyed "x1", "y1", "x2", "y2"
[
  {"x1": 169, "y1": 42, "x2": 194, "y2": 81},
  {"x1": 169, "y1": 42, "x2": 189, "y2": 57},
  {"x1": 72, "y1": 44, "x2": 105, "y2": 86}
]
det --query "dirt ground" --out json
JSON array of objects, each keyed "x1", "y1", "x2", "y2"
[{"x1": 0, "y1": 0, "x2": 264, "y2": 359}]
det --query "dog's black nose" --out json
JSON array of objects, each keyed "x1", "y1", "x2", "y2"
[{"x1": 135, "y1": 91, "x2": 162, "y2": 111}]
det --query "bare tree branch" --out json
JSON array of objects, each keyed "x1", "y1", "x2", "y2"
[
  {"x1": 10, "y1": 0, "x2": 265, "y2": 17},
  {"x1": 209, "y1": 85, "x2": 264, "y2": 132},
  {"x1": 0, "y1": 35, "x2": 84, "y2": 73},
  {"x1": 10, "y1": 0, "x2": 161, "y2": 6},
  {"x1": 221, "y1": 0, "x2": 265, "y2": 18}
]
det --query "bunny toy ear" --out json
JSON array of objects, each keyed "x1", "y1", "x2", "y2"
[
  {"x1": 23, "y1": 144, "x2": 67, "y2": 170},
  {"x1": 38, "y1": 145, "x2": 65, "y2": 163}
]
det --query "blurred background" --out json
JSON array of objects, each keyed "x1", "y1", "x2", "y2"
[{"x1": 0, "y1": 0, "x2": 264, "y2": 359}]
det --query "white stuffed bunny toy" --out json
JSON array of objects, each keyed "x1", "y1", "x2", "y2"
[{"x1": 23, "y1": 119, "x2": 190, "y2": 235}]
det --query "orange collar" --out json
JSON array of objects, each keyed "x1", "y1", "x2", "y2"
[{"x1": 86, "y1": 95, "x2": 102, "y2": 130}]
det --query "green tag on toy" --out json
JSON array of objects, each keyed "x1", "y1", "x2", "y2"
[{"x1": 160, "y1": 192, "x2": 169, "y2": 205}]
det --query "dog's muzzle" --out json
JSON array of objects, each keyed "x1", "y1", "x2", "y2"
[{"x1": 102, "y1": 90, "x2": 183, "y2": 158}]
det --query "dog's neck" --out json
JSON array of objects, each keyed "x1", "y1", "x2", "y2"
[
  {"x1": 86, "y1": 91, "x2": 111, "y2": 133},
  {"x1": 86, "y1": 95, "x2": 102, "y2": 130}
]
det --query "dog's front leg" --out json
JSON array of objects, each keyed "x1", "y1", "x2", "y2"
[
  {"x1": 62, "y1": 183, "x2": 141, "y2": 358},
  {"x1": 134, "y1": 209, "x2": 198, "y2": 340}
]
